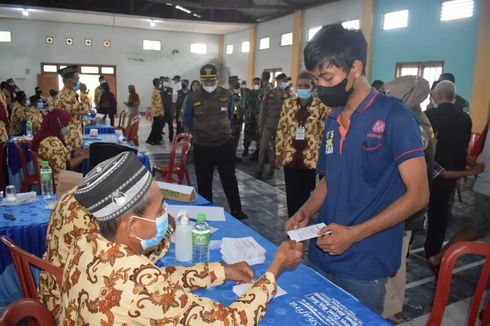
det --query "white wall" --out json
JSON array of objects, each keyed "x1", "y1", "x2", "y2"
[
  {"x1": 223, "y1": 29, "x2": 249, "y2": 81},
  {"x1": 0, "y1": 18, "x2": 221, "y2": 110},
  {"x1": 222, "y1": 0, "x2": 362, "y2": 79}
]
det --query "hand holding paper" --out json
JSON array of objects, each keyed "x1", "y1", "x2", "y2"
[{"x1": 287, "y1": 223, "x2": 332, "y2": 242}]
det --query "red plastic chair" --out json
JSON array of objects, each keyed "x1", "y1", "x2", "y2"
[
  {"x1": 153, "y1": 133, "x2": 192, "y2": 185},
  {"x1": 126, "y1": 116, "x2": 139, "y2": 146},
  {"x1": 427, "y1": 241, "x2": 490, "y2": 326},
  {"x1": 116, "y1": 110, "x2": 127, "y2": 133},
  {"x1": 0, "y1": 236, "x2": 63, "y2": 301},
  {"x1": 0, "y1": 298, "x2": 55, "y2": 326},
  {"x1": 14, "y1": 140, "x2": 40, "y2": 193}
]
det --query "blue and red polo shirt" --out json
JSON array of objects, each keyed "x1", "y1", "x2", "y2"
[{"x1": 310, "y1": 89, "x2": 424, "y2": 280}]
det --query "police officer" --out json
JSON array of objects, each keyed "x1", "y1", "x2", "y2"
[
  {"x1": 183, "y1": 64, "x2": 248, "y2": 220},
  {"x1": 160, "y1": 76, "x2": 174, "y2": 142},
  {"x1": 228, "y1": 75, "x2": 244, "y2": 162},
  {"x1": 242, "y1": 77, "x2": 262, "y2": 158},
  {"x1": 256, "y1": 73, "x2": 291, "y2": 179}
]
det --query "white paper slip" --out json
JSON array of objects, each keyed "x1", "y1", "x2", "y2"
[
  {"x1": 164, "y1": 204, "x2": 226, "y2": 222},
  {"x1": 210, "y1": 240, "x2": 222, "y2": 250},
  {"x1": 287, "y1": 223, "x2": 331, "y2": 242},
  {"x1": 232, "y1": 283, "x2": 287, "y2": 298}
]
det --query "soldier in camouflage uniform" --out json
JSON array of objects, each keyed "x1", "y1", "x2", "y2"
[
  {"x1": 242, "y1": 77, "x2": 262, "y2": 158},
  {"x1": 229, "y1": 75, "x2": 244, "y2": 162},
  {"x1": 256, "y1": 73, "x2": 291, "y2": 179}
]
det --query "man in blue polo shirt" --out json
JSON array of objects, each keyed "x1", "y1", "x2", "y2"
[{"x1": 285, "y1": 24, "x2": 429, "y2": 313}]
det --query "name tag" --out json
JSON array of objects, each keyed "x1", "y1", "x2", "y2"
[
  {"x1": 221, "y1": 107, "x2": 228, "y2": 112},
  {"x1": 295, "y1": 126, "x2": 305, "y2": 140},
  {"x1": 325, "y1": 130, "x2": 335, "y2": 155}
]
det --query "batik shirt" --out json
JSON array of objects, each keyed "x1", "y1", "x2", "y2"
[
  {"x1": 60, "y1": 233, "x2": 277, "y2": 325},
  {"x1": 38, "y1": 189, "x2": 176, "y2": 318},
  {"x1": 9, "y1": 102, "x2": 26, "y2": 136},
  {"x1": 55, "y1": 88, "x2": 89, "y2": 151},
  {"x1": 36, "y1": 136, "x2": 70, "y2": 186},
  {"x1": 276, "y1": 97, "x2": 330, "y2": 169},
  {"x1": 80, "y1": 92, "x2": 91, "y2": 112},
  {"x1": 0, "y1": 121, "x2": 7, "y2": 144},
  {"x1": 151, "y1": 88, "x2": 164, "y2": 117},
  {"x1": 25, "y1": 106, "x2": 44, "y2": 134}
]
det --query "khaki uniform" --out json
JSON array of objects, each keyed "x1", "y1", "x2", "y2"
[
  {"x1": 55, "y1": 88, "x2": 89, "y2": 151},
  {"x1": 39, "y1": 189, "x2": 175, "y2": 318},
  {"x1": 243, "y1": 89, "x2": 261, "y2": 151},
  {"x1": 60, "y1": 233, "x2": 277, "y2": 325},
  {"x1": 257, "y1": 86, "x2": 291, "y2": 174}
]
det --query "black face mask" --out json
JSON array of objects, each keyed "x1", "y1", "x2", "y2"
[{"x1": 317, "y1": 78, "x2": 353, "y2": 108}]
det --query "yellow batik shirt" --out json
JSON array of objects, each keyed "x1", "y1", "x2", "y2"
[
  {"x1": 151, "y1": 88, "x2": 164, "y2": 117},
  {"x1": 61, "y1": 233, "x2": 277, "y2": 325},
  {"x1": 9, "y1": 102, "x2": 26, "y2": 136},
  {"x1": 0, "y1": 121, "x2": 7, "y2": 144},
  {"x1": 38, "y1": 189, "x2": 175, "y2": 319},
  {"x1": 55, "y1": 88, "x2": 89, "y2": 151},
  {"x1": 80, "y1": 92, "x2": 91, "y2": 112},
  {"x1": 0, "y1": 92, "x2": 8, "y2": 117},
  {"x1": 36, "y1": 136, "x2": 70, "y2": 186},
  {"x1": 94, "y1": 85, "x2": 103, "y2": 108},
  {"x1": 25, "y1": 106, "x2": 43, "y2": 134},
  {"x1": 275, "y1": 97, "x2": 330, "y2": 170}
]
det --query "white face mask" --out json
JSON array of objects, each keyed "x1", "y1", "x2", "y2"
[
  {"x1": 203, "y1": 84, "x2": 217, "y2": 93},
  {"x1": 253, "y1": 85, "x2": 261, "y2": 91},
  {"x1": 280, "y1": 81, "x2": 289, "y2": 89}
]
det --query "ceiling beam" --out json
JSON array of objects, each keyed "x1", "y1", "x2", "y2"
[{"x1": 146, "y1": 0, "x2": 290, "y2": 10}]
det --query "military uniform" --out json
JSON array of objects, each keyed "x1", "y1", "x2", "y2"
[
  {"x1": 229, "y1": 87, "x2": 243, "y2": 156},
  {"x1": 243, "y1": 88, "x2": 261, "y2": 155},
  {"x1": 176, "y1": 88, "x2": 189, "y2": 135},
  {"x1": 257, "y1": 86, "x2": 291, "y2": 177},
  {"x1": 55, "y1": 88, "x2": 88, "y2": 151}
]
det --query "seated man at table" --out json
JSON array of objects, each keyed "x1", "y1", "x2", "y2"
[
  {"x1": 61, "y1": 151, "x2": 303, "y2": 324},
  {"x1": 31, "y1": 109, "x2": 88, "y2": 186}
]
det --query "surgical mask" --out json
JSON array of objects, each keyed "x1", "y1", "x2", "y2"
[
  {"x1": 317, "y1": 77, "x2": 353, "y2": 108},
  {"x1": 297, "y1": 89, "x2": 312, "y2": 100},
  {"x1": 203, "y1": 84, "x2": 217, "y2": 93},
  {"x1": 253, "y1": 85, "x2": 261, "y2": 91},
  {"x1": 73, "y1": 81, "x2": 81, "y2": 92},
  {"x1": 36, "y1": 102, "x2": 44, "y2": 110},
  {"x1": 163, "y1": 82, "x2": 171, "y2": 88},
  {"x1": 25, "y1": 100, "x2": 30, "y2": 107},
  {"x1": 279, "y1": 81, "x2": 289, "y2": 89},
  {"x1": 132, "y1": 212, "x2": 169, "y2": 250},
  {"x1": 240, "y1": 84, "x2": 247, "y2": 89}
]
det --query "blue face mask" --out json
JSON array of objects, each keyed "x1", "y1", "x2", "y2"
[
  {"x1": 297, "y1": 89, "x2": 312, "y2": 100},
  {"x1": 36, "y1": 102, "x2": 44, "y2": 110},
  {"x1": 73, "y1": 81, "x2": 81, "y2": 91},
  {"x1": 133, "y1": 211, "x2": 169, "y2": 250}
]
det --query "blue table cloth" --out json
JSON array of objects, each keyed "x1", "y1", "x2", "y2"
[
  {"x1": 84, "y1": 124, "x2": 115, "y2": 135},
  {"x1": 157, "y1": 212, "x2": 390, "y2": 325},
  {"x1": 0, "y1": 197, "x2": 52, "y2": 310}
]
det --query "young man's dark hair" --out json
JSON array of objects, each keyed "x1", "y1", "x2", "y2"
[
  {"x1": 49, "y1": 89, "x2": 58, "y2": 97},
  {"x1": 152, "y1": 78, "x2": 160, "y2": 88},
  {"x1": 304, "y1": 24, "x2": 367, "y2": 74},
  {"x1": 439, "y1": 73, "x2": 455, "y2": 83},
  {"x1": 99, "y1": 75, "x2": 105, "y2": 82},
  {"x1": 371, "y1": 80, "x2": 384, "y2": 91}
]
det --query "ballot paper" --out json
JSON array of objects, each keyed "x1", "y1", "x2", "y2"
[
  {"x1": 164, "y1": 204, "x2": 226, "y2": 222},
  {"x1": 287, "y1": 223, "x2": 331, "y2": 242},
  {"x1": 220, "y1": 237, "x2": 266, "y2": 265},
  {"x1": 232, "y1": 283, "x2": 287, "y2": 298}
]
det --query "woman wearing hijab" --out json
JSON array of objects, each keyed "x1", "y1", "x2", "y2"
[
  {"x1": 275, "y1": 71, "x2": 330, "y2": 217},
  {"x1": 98, "y1": 82, "x2": 117, "y2": 126},
  {"x1": 124, "y1": 84, "x2": 140, "y2": 132},
  {"x1": 32, "y1": 109, "x2": 89, "y2": 186}
]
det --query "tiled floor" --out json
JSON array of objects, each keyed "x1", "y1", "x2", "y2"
[{"x1": 138, "y1": 118, "x2": 489, "y2": 325}]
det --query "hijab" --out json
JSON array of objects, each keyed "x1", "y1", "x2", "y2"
[{"x1": 32, "y1": 109, "x2": 70, "y2": 152}]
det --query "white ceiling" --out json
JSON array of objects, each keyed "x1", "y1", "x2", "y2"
[{"x1": 0, "y1": 5, "x2": 251, "y2": 35}]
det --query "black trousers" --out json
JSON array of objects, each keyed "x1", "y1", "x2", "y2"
[
  {"x1": 284, "y1": 166, "x2": 317, "y2": 217},
  {"x1": 146, "y1": 116, "x2": 165, "y2": 143},
  {"x1": 162, "y1": 113, "x2": 174, "y2": 141},
  {"x1": 424, "y1": 177, "x2": 457, "y2": 258},
  {"x1": 193, "y1": 139, "x2": 242, "y2": 213}
]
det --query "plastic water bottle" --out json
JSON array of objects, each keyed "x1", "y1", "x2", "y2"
[
  {"x1": 175, "y1": 211, "x2": 193, "y2": 262},
  {"x1": 192, "y1": 213, "x2": 210, "y2": 263},
  {"x1": 40, "y1": 161, "x2": 54, "y2": 199},
  {"x1": 26, "y1": 120, "x2": 33, "y2": 137}
]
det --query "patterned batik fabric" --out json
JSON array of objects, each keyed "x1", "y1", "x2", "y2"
[
  {"x1": 55, "y1": 88, "x2": 89, "y2": 151},
  {"x1": 36, "y1": 136, "x2": 69, "y2": 186},
  {"x1": 38, "y1": 189, "x2": 175, "y2": 318},
  {"x1": 275, "y1": 97, "x2": 331, "y2": 169},
  {"x1": 60, "y1": 233, "x2": 277, "y2": 325}
]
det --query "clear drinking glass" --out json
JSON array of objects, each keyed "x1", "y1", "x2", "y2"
[{"x1": 5, "y1": 185, "x2": 17, "y2": 202}]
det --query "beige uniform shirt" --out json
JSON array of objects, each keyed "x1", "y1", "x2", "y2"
[{"x1": 55, "y1": 88, "x2": 89, "y2": 151}]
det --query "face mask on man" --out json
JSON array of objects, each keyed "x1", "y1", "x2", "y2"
[
  {"x1": 203, "y1": 83, "x2": 217, "y2": 93},
  {"x1": 253, "y1": 85, "x2": 261, "y2": 91},
  {"x1": 73, "y1": 81, "x2": 81, "y2": 92},
  {"x1": 297, "y1": 89, "x2": 312, "y2": 100},
  {"x1": 36, "y1": 102, "x2": 44, "y2": 110},
  {"x1": 317, "y1": 77, "x2": 353, "y2": 107},
  {"x1": 279, "y1": 81, "x2": 289, "y2": 89},
  {"x1": 132, "y1": 212, "x2": 169, "y2": 250}
]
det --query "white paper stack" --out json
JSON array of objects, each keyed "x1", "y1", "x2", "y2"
[{"x1": 220, "y1": 237, "x2": 266, "y2": 265}]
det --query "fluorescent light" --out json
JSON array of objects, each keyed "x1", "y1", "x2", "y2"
[
  {"x1": 150, "y1": 20, "x2": 156, "y2": 27},
  {"x1": 22, "y1": 8, "x2": 29, "y2": 16},
  {"x1": 176, "y1": 5, "x2": 191, "y2": 14},
  {"x1": 193, "y1": 13, "x2": 201, "y2": 18}
]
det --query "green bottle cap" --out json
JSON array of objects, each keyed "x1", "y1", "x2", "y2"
[
  {"x1": 197, "y1": 213, "x2": 207, "y2": 222},
  {"x1": 42, "y1": 161, "x2": 49, "y2": 167}
]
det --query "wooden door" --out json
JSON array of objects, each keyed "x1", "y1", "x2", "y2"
[
  {"x1": 104, "y1": 75, "x2": 117, "y2": 100},
  {"x1": 37, "y1": 73, "x2": 59, "y2": 97}
]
